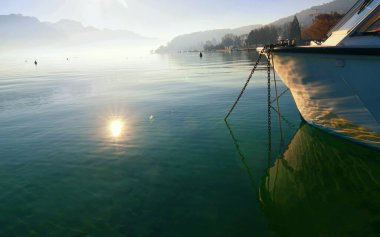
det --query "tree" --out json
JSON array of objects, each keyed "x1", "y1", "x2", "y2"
[
  {"x1": 204, "y1": 40, "x2": 214, "y2": 51},
  {"x1": 289, "y1": 16, "x2": 302, "y2": 44},
  {"x1": 233, "y1": 36, "x2": 242, "y2": 48},
  {"x1": 203, "y1": 41, "x2": 225, "y2": 51},
  {"x1": 278, "y1": 22, "x2": 291, "y2": 40},
  {"x1": 221, "y1": 34, "x2": 236, "y2": 47},
  {"x1": 246, "y1": 26, "x2": 278, "y2": 46},
  {"x1": 302, "y1": 12, "x2": 344, "y2": 40},
  {"x1": 239, "y1": 34, "x2": 248, "y2": 47}
]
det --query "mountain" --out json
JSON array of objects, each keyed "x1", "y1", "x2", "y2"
[
  {"x1": 270, "y1": 0, "x2": 357, "y2": 27},
  {"x1": 0, "y1": 14, "x2": 62, "y2": 42},
  {"x1": 156, "y1": 24, "x2": 262, "y2": 53},
  {"x1": 48, "y1": 19, "x2": 96, "y2": 34},
  {"x1": 0, "y1": 14, "x2": 150, "y2": 51},
  {"x1": 156, "y1": 0, "x2": 357, "y2": 53}
]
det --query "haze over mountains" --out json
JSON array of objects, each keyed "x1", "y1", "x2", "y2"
[
  {"x1": 157, "y1": 0, "x2": 356, "y2": 53},
  {"x1": 0, "y1": 0, "x2": 357, "y2": 54},
  {"x1": 0, "y1": 14, "x2": 156, "y2": 53},
  {"x1": 155, "y1": 25, "x2": 262, "y2": 53}
]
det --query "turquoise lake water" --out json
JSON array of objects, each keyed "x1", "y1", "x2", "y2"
[{"x1": 0, "y1": 51, "x2": 379, "y2": 236}]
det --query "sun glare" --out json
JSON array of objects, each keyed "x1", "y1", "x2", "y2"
[
  {"x1": 110, "y1": 119, "x2": 124, "y2": 138},
  {"x1": 115, "y1": 0, "x2": 129, "y2": 8}
]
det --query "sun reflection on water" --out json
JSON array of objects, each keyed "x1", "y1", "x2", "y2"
[{"x1": 109, "y1": 118, "x2": 125, "y2": 138}]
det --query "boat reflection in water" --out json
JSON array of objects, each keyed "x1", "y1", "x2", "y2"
[{"x1": 260, "y1": 122, "x2": 380, "y2": 236}]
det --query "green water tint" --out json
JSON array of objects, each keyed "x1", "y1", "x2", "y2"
[
  {"x1": 0, "y1": 52, "x2": 379, "y2": 236},
  {"x1": 260, "y1": 123, "x2": 380, "y2": 237}
]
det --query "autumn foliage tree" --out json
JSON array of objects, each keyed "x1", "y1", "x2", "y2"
[{"x1": 302, "y1": 12, "x2": 344, "y2": 40}]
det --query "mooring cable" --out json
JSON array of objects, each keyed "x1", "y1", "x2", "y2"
[
  {"x1": 224, "y1": 47, "x2": 266, "y2": 121},
  {"x1": 267, "y1": 50, "x2": 272, "y2": 166}
]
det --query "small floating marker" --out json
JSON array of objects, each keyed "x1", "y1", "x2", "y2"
[{"x1": 149, "y1": 115, "x2": 155, "y2": 120}]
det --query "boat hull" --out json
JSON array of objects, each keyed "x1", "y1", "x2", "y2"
[{"x1": 272, "y1": 48, "x2": 380, "y2": 149}]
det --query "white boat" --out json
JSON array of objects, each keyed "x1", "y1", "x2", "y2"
[{"x1": 267, "y1": 0, "x2": 380, "y2": 149}]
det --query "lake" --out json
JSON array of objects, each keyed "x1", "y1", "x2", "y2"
[{"x1": 0, "y1": 51, "x2": 379, "y2": 237}]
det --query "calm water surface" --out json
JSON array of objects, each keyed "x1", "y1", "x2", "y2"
[{"x1": 0, "y1": 52, "x2": 379, "y2": 237}]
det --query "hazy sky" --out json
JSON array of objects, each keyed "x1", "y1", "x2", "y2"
[{"x1": 1, "y1": 0, "x2": 330, "y2": 40}]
